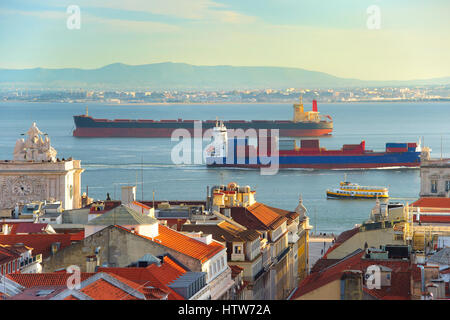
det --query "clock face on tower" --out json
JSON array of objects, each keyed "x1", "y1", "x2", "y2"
[{"x1": 12, "y1": 180, "x2": 32, "y2": 196}]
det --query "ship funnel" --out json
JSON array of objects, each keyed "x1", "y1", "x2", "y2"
[{"x1": 312, "y1": 100, "x2": 318, "y2": 112}]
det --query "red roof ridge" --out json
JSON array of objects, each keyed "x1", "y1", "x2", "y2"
[
  {"x1": 291, "y1": 250, "x2": 365, "y2": 299},
  {"x1": 411, "y1": 197, "x2": 450, "y2": 209},
  {"x1": 112, "y1": 224, "x2": 224, "y2": 263},
  {"x1": 246, "y1": 202, "x2": 287, "y2": 229}
]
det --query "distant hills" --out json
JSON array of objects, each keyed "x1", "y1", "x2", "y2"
[{"x1": 0, "y1": 62, "x2": 448, "y2": 90}]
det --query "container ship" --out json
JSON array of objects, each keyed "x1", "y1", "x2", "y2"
[
  {"x1": 72, "y1": 97, "x2": 333, "y2": 138},
  {"x1": 205, "y1": 122, "x2": 429, "y2": 169}
]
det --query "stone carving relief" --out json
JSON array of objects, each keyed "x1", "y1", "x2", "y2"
[
  {"x1": 13, "y1": 122, "x2": 57, "y2": 162},
  {"x1": 0, "y1": 175, "x2": 47, "y2": 209}
]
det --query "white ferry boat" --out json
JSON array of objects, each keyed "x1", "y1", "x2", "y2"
[{"x1": 326, "y1": 179, "x2": 389, "y2": 199}]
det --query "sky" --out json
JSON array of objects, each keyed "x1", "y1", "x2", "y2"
[{"x1": 0, "y1": 0, "x2": 449, "y2": 81}]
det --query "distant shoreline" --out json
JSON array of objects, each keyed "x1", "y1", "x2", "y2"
[{"x1": 1, "y1": 100, "x2": 450, "y2": 106}]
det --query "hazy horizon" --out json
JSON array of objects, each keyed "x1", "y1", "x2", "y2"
[{"x1": 1, "y1": 0, "x2": 449, "y2": 81}]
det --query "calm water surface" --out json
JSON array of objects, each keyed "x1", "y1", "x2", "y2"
[{"x1": 0, "y1": 102, "x2": 449, "y2": 233}]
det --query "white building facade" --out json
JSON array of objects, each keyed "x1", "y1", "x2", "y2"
[{"x1": 0, "y1": 123, "x2": 84, "y2": 210}]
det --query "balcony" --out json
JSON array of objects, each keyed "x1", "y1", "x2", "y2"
[
  {"x1": 275, "y1": 247, "x2": 290, "y2": 264},
  {"x1": 231, "y1": 253, "x2": 245, "y2": 262},
  {"x1": 19, "y1": 254, "x2": 42, "y2": 268}
]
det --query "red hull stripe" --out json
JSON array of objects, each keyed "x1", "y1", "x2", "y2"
[
  {"x1": 413, "y1": 215, "x2": 450, "y2": 223},
  {"x1": 207, "y1": 163, "x2": 419, "y2": 169},
  {"x1": 73, "y1": 127, "x2": 332, "y2": 137}
]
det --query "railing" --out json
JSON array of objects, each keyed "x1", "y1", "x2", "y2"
[
  {"x1": 253, "y1": 268, "x2": 265, "y2": 282},
  {"x1": 19, "y1": 254, "x2": 42, "y2": 268},
  {"x1": 276, "y1": 247, "x2": 290, "y2": 264}
]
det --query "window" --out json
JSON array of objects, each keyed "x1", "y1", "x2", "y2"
[
  {"x1": 446, "y1": 180, "x2": 450, "y2": 192},
  {"x1": 234, "y1": 245, "x2": 242, "y2": 254},
  {"x1": 431, "y1": 180, "x2": 438, "y2": 193}
]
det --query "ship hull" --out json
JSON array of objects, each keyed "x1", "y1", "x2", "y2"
[
  {"x1": 326, "y1": 192, "x2": 389, "y2": 199},
  {"x1": 73, "y1": 116, "x2": 333, "y2": 138},
  {"x1": 206, "y1": 152, "x2": 421, "y2": 169}
]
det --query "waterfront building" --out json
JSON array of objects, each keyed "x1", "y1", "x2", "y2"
[
  {"x1": 205, "y1": 182, "x2": 310, "y2": 300},
  {"x1": 0, "y1": 123, "x2": 84, "y2": 211},
  {"x1": 420, "y1": 158, "x2": 450, "y2": 198},
  {"x1": 293, "y1": 195, "x2": 450, "y2": 299},
  {"x1": 180, "y1": 220, "x2": 264, "y2": 299}
]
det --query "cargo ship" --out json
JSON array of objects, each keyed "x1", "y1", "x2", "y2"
[
  {"x1": 72, "y1": 97, "x2": 333, "y2": 138},
  {"x1": 205, "y1": 122, "x2": 430, "y2": 169}
]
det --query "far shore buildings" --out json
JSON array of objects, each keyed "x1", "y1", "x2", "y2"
[{"x1": 0, "y1": 123, "x2": 84, "y2": 213}]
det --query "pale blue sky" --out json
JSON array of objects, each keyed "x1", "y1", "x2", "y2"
[{"x1": 0, "y1": 0, "x2": 449, "y2": 80}]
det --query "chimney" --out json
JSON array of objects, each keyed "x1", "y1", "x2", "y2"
[
  {"x1": 86, "y1": 255, "x2": 98, "y2": 273},
  {"x1": 1, "y1": 224, "x2": 10, "y2": 235},
  {"x1": 121, "y1": 186, "x2": 136, "y2": 205},
  {"x1": 51, "y1": 242, "x2": 61, "y2": 255},
  {"x1": 312, "y1": 100, "x2": 318, "y2": 112},
  {"x1": 340, "y1": 270, "x2": 363, "y2": 300}
]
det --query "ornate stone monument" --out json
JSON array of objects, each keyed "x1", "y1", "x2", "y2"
[
  {"x1": 0, "y1": 123, "x2": 84, "y2": 210},
  {"x1": 13, "y1": 122, "x2": 57, "y2": 162}
]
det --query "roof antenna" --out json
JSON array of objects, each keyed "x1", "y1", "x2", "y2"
[
  {"x1": 86, "y1": 106, "x2": 88, "y2": 116},
  {"x1": 141, "y1": 155, "x2": 144, "y2": 201}
]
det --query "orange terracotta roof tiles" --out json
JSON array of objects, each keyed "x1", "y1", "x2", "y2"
[
  {"x1": 291, "y1": 250, "x2": 365, "y2": 299},
  {"x1": 81, "y1": 278, "x2": 140, "y2": 300},
  {"x1": 0, "y1": 233, "x2": 72, "y2": 259},
  {"x1": 230, "y1": 265, "x2": 244, "y2": 278},
  {"x1": 323, "y1": 227, "x2": 359, "y2": 258},
  {"x1": 411, "y1": 197, "x2": 450, "y2": 209},
  {"x1": 132, "y1": 201, "x2": 151, "y2": 210},
  {"x1": 8, "y1": 286, "x2": 67, "y2": 300},
  {"x1": 98, "y1": 257, "x2": 186, "y2": 300},
  {"x1": 153, "y1": 224, "x2": 225, "y2": 263},
  {"x1": 0, "y1": 245, "x2": 21, "y2": 265},
  {"x1": 0, "y1": 222, "x2": 50, "y2": 235},
  {"x1": 161, "y1": 256, "x2": 187, "y2": 275},
  {"x1": 113, "y1": 224, "x2": 224, "y2": 263},
  {"x1": 246, "y1": 202, "x2": 286, "y2": 229},
  {"x1": 69, "y1": 231, "x2": 85, "y2": 241},
  {"x1": 7, "y1": 273, "x2": 95, "y2": 288},
  {"x1": 293, "y1": 250, "x2": 413, "y2": 300}
]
